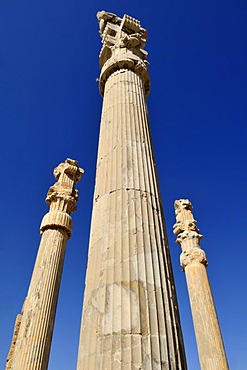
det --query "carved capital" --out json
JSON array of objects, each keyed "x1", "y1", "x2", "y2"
[
  {"x1": 97, "y1": 11, "x2": 150, "y2": 96},
  {"x1": 46, "y1": 158, "x2": 83, "y2": 207},
  {"x1": 40, "y1": 211, "x2": 73, "y2": 238},
  {"x1": 40, "y1": 159, "x2": 83, "y2": 238},
  {"x1": 180, "y1": 248, "x2": 208, "y2": 270},
  {"x1": 174, "y1": 199, "x2": 207, "y2": 268},
  {"x1": 176, "y1": 230, "x2": 203, "y2": 249},
  {"x1": 173, "y1": 199, "x2": 201, "y2": 235},
  {"x1": 173, "y1": 199, "x2": 203, "y2": 246}
]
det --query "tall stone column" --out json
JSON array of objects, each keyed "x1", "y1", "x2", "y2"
[
  {"x1": 173, "y1": 199, "x2": 229, "y2": 370},
  {"x1": 77, "y1": 12, "x2": 187, "y2": 369},
  {"x1": 7, "y1": 159, "x2": 83, "y2": 370}
]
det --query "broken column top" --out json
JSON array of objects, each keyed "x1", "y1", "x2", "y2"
[
  {"x1": 173, "y1": 199, "x2": 203, "y2": 247},
  {"x1": 173, "y1": 199, "x2": 200, "y2": 235},
  {"x1": 40, "y1": 159, "x2": 84, "y2": 237},
  {"x1": 96, "y1": 10, "x2": 150, "y2": 96},
  {"x1": 46, "y1": 158, "x2": 84, "y2": 211}
]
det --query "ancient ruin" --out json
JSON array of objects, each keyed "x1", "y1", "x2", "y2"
[
  {"x1": 7, "y1": 159, "x2": 83, "y2": 370},
  {"x1": 6, "y1": 10, "x2": 229, "y2": 370},
  {"x1": 174, "y1": 199, "x2": 229, "y2": 370},
  {"x1": 76, "y1": 11, "x2": 187, "y2": 369}
]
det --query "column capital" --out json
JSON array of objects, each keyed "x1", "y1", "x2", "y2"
[
  {"x1": 40, "y1": 158, "x2": 84, "y2": 238},
  {"x1": 97, "y1": 11, "x2": 150, "y2": 96},
  {"x1": 180, "y1": 248, "x2": 208, "y2": 269},
  {"x1": 173, "y1": 199, "x2": 207, "y2": 270}
]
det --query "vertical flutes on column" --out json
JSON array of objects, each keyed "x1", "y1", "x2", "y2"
[
  {"x1": 76, "y1": 11, "x2": 187, "y2": 369},
  {"x1": 174, "y1": 199, "x2": 229, "y2": 370},
  {"x1": 7, "y1": 159, "x2": 83, "y2": 370}
]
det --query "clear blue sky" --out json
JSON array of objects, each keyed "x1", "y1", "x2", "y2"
[{"x1": 0, "y1": 1, "x2": 246, "y2": 369}]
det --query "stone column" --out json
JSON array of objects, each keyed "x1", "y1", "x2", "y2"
[
  {"x1": 173, "y1": 199, "x2": 229, "y2": 370},
  {"x1": 7, "y1": 159, "x2": 83, "y2": 370},
  {"x1": 77, "y1": 12, "x2": 187, "y2": 369}
]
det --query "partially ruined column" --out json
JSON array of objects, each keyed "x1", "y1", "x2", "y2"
[
  {"x1": 173, "y1": 199, "x2": 229, "y2": 370},
  {"x1": 77, "y1": 12, "x2": 187, "y2": 369},
  {"x1": 7, "y1": 159, "x2": 83, "y2": 370}
]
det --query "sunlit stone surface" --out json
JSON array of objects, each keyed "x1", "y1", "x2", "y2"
[
  {"x1": 174, "y1": 199, "x2": 229, "y2": 370},
  {"x1": 7, "y1": 159, "x2": 83, "y2": 370},
  {"x1": 77, "y1": 12, "x2": 187, "y2": 370}
]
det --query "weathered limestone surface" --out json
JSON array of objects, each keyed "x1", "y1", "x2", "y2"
[
  {"x1": 6, "y1": 315, "x2": 22, "y2": 370},
  {"x1": 77, "y1": 12, "x2": 187, "y2": 369},
  {"x1": 174, "y1": 199, "x2": 229, "y2": 370},
  {"x1": 7, "y1": 159, "x2": 83, "y2": 370}
]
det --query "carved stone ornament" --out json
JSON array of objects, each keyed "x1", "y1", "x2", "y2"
[
  {"x1": 7, "y1": 160, "x2": 83, "y2": 370},
  {"x1": 180, "y1": 248, "x2": 208, "y2": 269},
  {"x1": 40, "y1": 159, "x2": 84, "y2": 238},
  {"x1": 173, "y1": 200, "x2": 229, "y2": 369},
  {"x1": 174, "y1": 199, "x2": 207, "y2": 269},
  {"x1": 174, "y1": 199, "x2": 200, "y2": 235},
  {"x1": 97, "y1": 11, "x2": 150, "y2": 96}
]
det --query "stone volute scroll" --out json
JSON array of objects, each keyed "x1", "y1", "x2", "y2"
[{"x1": 97, "y1": 10, "x2": 150, "y2": 96}]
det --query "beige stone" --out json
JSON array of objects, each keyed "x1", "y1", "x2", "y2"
[
  {"x1": 174, "y1": 199, "x2": 229, "y2": 370},
  {"x1": 76, "y1": 12, "x2": 187, "y2": 369},
  {"x1": 6, "y1": 315, "x2": 22, "y2": 370},
  {"x1": 7, "y1": 159, "x2": 83, "y2": 370}
]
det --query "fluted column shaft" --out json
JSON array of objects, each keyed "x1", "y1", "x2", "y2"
[
  {"x1": 184, "y1": 262, "x2": 228, "y2": 369},
  {"x1": 10, "y1": 228, "x2": 68, "y2": 370},
  {"x1": 174, "y1": 199, "x2": 229, "y2": 370},
  {"x1": 77, "y1": 68, "x2": 186, "y2": 369},
  {"x1": 7, "y1": 159, "x2": 83, "y2": 370}
]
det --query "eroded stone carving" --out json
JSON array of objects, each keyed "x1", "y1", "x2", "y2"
[
  {"x1": 180, "y1": 248, "x2": 208, "y2": 269},
  {"x1": 97, "y1": 11, "x2": 150, "y2": 96},
  {"x1": 174, "y1": 199, "x2": 207, "y2": 269},
  {"x1": 173, "y1": 200, "x2": 229, "y2": 369},
  {"x1": 76, "y1": 12, "x2": 187, "y2": 370},
  {"x1": 7, "y1": 159, "x2": 83, "y2": 370},
  {"x1": 40, "y1": 158, "x2": 84, "y2": 238}
]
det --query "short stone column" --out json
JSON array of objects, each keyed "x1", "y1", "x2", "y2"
[
  {"x1": 173, "y1": 199, "x2": 229, "y2": 370},
  {"x1": 7, "y1": 159, "x2": 83, "y2": 370}
]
